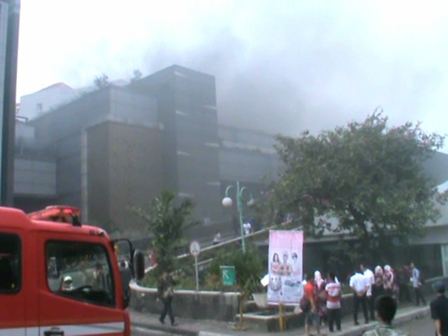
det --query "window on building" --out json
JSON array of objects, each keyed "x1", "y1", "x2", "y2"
[
  {"x1": 36, "y1": 103, "x2": 43, "y2": 113},
  {"x1": 45, "y1": 241, "x2": 115, "y2": 307},
  {"x1": 0, "y1": 233, "x2": 21, "y2": 293}
]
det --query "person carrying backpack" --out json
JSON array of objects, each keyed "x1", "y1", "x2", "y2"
[{"x1": 362, "y1": 295, "x2": 409, "y2": 336}]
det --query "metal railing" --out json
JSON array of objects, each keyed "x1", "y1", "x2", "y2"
[{"x1": 144, "y1": 220, "x2": 297, "y2": 274}]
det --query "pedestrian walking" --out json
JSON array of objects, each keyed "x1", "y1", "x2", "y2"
[
  {"x1": 149, "y1": 250, "x2": 157, "y2": 267},
  {"x1": 325, "y1": 272, "x2": 341, "y2": 333},
  {"x1": 243, "y1": 222, "x2": 251, "y2": 235},
  {"x1": 350, "y1": 269, "x2": 369, "y2": 325},
  {"x1": 410, "y1": 262, "x2": 426, "y2": 306},
  {"x1": 118, "y1": 261, "x2": 132, "y2": 302},
  {"x1": 361, "y1": 263, "x2": 375, "y2": 321},
  {"x1": 397, "y1": 266, "x2": 412, "y2": 303},
  {"x1": 374, "y1": 266, "x2": 385, "y2": 297},
  {"x1": 362, "y1": 295, "x2": 409, "y2": 336},
  {"x1": 212, "y1": 230, "x2": 221, "y2": 245},
  {"x1": 157, "y1": 271, "x2": 177, "y2": 326},
  {"x1": 430, "y1": 281, "x2": 448, "y2": 336},
  {"x1": 383, "y1": 265, "x2": 396, "y2": 299},
  {"x1": 314, "y1": 270, "x2": 327, "y2": 325},
  {"x1": 304, "y1": 274, "x2": 322, "y2": 336}
]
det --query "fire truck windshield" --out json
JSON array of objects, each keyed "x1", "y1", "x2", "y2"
[{"x1": 46, "y1": 241, "x2": 115, "y2": 307}]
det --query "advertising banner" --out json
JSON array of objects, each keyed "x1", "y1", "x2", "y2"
[{"x1": 267, "y1": 230, "x2": 304, "y2": 305}]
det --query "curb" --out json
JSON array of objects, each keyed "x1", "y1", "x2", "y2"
[
  {"x1": 197, "y1": 307, "x2": 430, "y2": 336},
  {"x1": 132, "y1": 322, "x2": 198, "y2": 336},
  {"x1": 335, "y1": 306, "x2": 429, "y2": 336},
  {"x1": 132, "y1": 306, "x2": 430, "y2": 336}
]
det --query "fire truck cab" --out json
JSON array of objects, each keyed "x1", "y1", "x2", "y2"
[{"x1": 0, "y1": 205, "x2": 144, "y2": 336}]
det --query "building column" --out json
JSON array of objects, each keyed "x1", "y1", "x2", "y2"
[
  {"x1": 1, "y1": 0, "x2": 20, "y2": 205},
  {"x1": 81, "y1": 130, "x2": 88, "y2": 222}
]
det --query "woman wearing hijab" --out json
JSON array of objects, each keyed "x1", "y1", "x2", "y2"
[
  {"x1": 374, "y1": 266, "x2": 385, "y2": 297},
  {"x1": 314, "y1": 270, "x2": 327, "y2": 326},
  {"x1": 383, "y1": 265, "x2": 398, "y2": 301}
]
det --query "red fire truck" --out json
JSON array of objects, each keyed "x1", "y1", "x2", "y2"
[{"x1": 0, "y1": 205, "x2": 144, "y2": 336}]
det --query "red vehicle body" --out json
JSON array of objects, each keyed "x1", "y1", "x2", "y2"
[{"x1": 0, "y1": 205, "x2": 141, "y2": 336}]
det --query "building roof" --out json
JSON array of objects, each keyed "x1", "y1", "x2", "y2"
[
  {"x1": 35, "y1": 82, "x2": 74, "y2": 94},
  {"x1": 423, "y1": 151, "x2": 448, "y2": 186}
]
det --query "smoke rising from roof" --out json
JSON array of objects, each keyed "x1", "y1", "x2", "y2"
[{"x1": 17, "y1": 1, "x2": 448, "y2": 138}]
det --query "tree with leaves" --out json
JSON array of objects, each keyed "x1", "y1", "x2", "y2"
[
  {"x1": 93, "y1": 74, "x2": 110, "y2": 89},
  {"x1": 273, "y1": 112, "x2": 447, "y2": 262},
  {"x1": 129, "y1": 191, "x2": 197, "y2": 276}
]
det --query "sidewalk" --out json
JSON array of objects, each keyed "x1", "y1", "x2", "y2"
[{"x1": 130, "y1": 303, "x2": 429, "y2": 336}]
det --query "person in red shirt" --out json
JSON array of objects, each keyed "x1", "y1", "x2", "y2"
[
  {"x1": 325, "y1": 272, "x2": 342, "y2": 332},
  {"x1": 304, "y1": 274, "x2": 322, "y2": 336}
]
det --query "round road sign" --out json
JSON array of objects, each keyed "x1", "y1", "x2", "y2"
[{"x1": 189, "y1": 241, "x2": 201, "y2": 257}]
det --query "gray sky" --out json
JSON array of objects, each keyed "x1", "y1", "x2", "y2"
[{"x1": 17, "y1": 0, "x2": 448, "y2": 143}]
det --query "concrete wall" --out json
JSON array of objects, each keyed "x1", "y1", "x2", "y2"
[
  {"x1": 130, "y1": 285, "x2": 240, "y2": 321},
  {"x1": 86, "y1": 120, "x2": 164, "y2": 237},
  {"x1": 86, "y1": 122, "x2": 110, "y2": 227},
  {"x1": 108, "y1": 122, "x2": 164, "y2": 238},
  {"x1": 128, "y1": 65, "x2": 222, "y2": 223},
  {"x1": 130, "y1": 278, "x2": 442, "y2": 324},
  {"x1": 14, "y1": 158, "x2": 56, "y2": 196}
]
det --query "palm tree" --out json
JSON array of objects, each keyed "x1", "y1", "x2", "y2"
[{"x1": 130, "y1": 191, "x2": 197, "y2": 276}]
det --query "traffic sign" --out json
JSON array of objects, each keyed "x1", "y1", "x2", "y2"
[
  {"x1": 189, "y1": 241, "x2": 201, "y2": 257},
  {"x1": 220, "y1": 266, "x2": 236, "y2": 286}
]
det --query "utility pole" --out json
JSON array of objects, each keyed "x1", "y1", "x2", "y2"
[{"x1": 1, "y1": 0, "x2": 20, "y2": 205}]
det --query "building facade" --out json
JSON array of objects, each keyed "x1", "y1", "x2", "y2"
[
  {"x1": 13, "y1": 65, "x2": 278, "y2": 240},
  {"x1": 19, "y1": 82, "x2": 78, "y2": 120},
  {"x1": 12, "y1": 64, "x2": 448, "y2": 276},
  {"x1": 128, "y1": 66, "x2": 222, "y2": 222}
]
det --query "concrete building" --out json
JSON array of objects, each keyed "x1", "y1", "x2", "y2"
[
  {"x1": 219, "y1": 124, "x2": 279, "y2": 193},
  {"x1": 13, "y1": 65, "x2": 279, "y2": 240},
  {"x1": 12, "y1": 65, "x2": 448, "y2": 277},
  {"x1": 128, "y1": 66, "x2": 222, "y2": 223},
  {"x1": 24, "y1": 85, "x2": 164, "y2": 237},
  {"x1": 14, "y1": 119, "x2": 57, "y2": 210},
  {"x1": 18, "y1": 79, "x2": 131, "y2": 120},
  {"x1": 19, "y1": 82, "x2": 78, "y2": 120}
]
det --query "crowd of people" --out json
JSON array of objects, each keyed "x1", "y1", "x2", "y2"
[
  {"x1": 300, "y1": 262, "x2": 426, "y2": 336},
  {"x1": 152, "y1": 259, "x2": 448, "y2": 335}
]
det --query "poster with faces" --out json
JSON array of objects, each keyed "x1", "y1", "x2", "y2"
[{"x1": 267, "y1": 230, "x2": 304, "y2": 306}]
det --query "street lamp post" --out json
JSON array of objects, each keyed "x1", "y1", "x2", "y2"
[{"x1": 222, "y1": 181, "x2": 253, "y2": 253}]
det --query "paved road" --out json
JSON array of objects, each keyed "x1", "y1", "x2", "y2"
[
  {"x1": 398, "y1": 313, "x2": 434, "y2": 335},
  {"x1": 131, "y1": 306, "x2": 434, "y2": 336},
  {"x1": 132, "y1": 326, "x2": 177, "y2": 336}
]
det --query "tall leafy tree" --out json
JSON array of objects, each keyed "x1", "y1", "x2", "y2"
[
  {"x1": 130, "y1": 191, "x2": 197, "y2": 275},
  {"x1": 274, "y1": 112, "x2": 447, "y2": 261}
]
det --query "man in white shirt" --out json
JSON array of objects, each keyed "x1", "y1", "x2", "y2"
[
  {"x1": 411, "y1": 262, "x2": 426, "y2": 306},
  {"x1": 361, "y1": 264, "x2": 375, "y2": 321},
  {"x1": 325, "y1": 272, "x2": 342, "y2": 332},
  {"x1": 350, "y1": 270, "x2": 369, "y2": 325}
]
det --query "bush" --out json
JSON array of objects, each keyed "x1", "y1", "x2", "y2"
[{"x1": 207, "y1": 246, "x2": 265, "y2": 297}]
